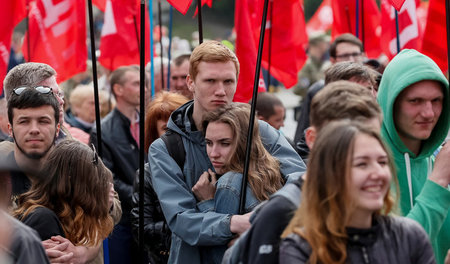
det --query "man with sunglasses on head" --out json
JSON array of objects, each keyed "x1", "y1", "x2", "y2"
[{"x1": 2, "y1": 62, "x2": 120, "y2": 264}]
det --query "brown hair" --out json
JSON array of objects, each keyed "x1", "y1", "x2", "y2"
[
  {"x1": 310, "y1": 81, "x2": 381, "y2": 130},
  {"x1": 202, "y1": 103, "x2": 282, "y2": 202},
  {"x1": 189, "y1": 41, "x2": 240, "y2": 81},
  {"x1": 329, "y1": 33, "x2": 363, "y2": 59},
  {"x1": 282, "y1": 120, "x2": 396, "y2": 264},
  {"x1": 109, "y1": 65, "x2": 139, "y2": 98},
  {"x1": 4, "y1": 62, "x2": 56, "y2": 100},
  {"x1": 144, "y1": 91, "x2": 189, "y2": 152},
  {"x1": 249, "y1": 92, "x2": 284, "y2": 120},
  {"x1": 14, "y1": 140, "x2": 114, "y2": 246},
  {"x1": 324, "y1": 61, "x2": 374, "y2": 86}
]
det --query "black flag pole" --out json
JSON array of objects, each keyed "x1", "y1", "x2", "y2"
[
  {"x1": 395, "y1": 10, "x2": 401, "y2": 53},
  {"x1": 355, "y1": 0, "x2": 359, "y2": 38},
  {"x1": 87, "y1": 0, "x2": 102, "y2": 158},
  {"x1": 138, "y1": 0, "x2": 146, "y2": 263},
  {"x1": 239, "y1": 0, "x2": 270, "y2": 214},
  {"x1": 197, "y1": 0, "x2": 203, "y2": 44},
  {"x1": 446, "y1": 0, "x2": 450, "y2": 79},
  {"x1": 361, "y1": 0, "x2": 365, "y2": 50},
  {"x1": 158, "y1": 0, "x2": 165, "y2": 89},
  {"x1": 26, "y1": 0, "x2": 31, "y2": 61},
  {"x1": 267, "y1": 0, "x2": 273, "y2": 89}
]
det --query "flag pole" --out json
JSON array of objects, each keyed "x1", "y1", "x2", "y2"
[
  {"x1": 267, "y1": 0, "x2": 273, "y2": 89},
  {"x1": 355, "y1": 0, "x2": 359, "y2": 38},
  {"x1": 87, "y1": 0, "x2": 102, "y2": 157},
  {"x1": 345, "y1": 5, "x2": 352, "y2": 33},
  {"x1": 361, "y1": 0, "x2": 365, "y2": 50},
  {"x1": 149, "y1": 1, "x2": 155, "y2": 97},
  {"x1": 197, "y1": 0, "x2": 203, "y2": 43},
  {"x1": 87, "y1": 2, "x2": 106, "y2": 262},
  {"x1": 138, "y1": 0, "x2": 146, "y2": 263},
  {"x1": 26, "y1": 0, "x2": 31, "y2": 61},
  {"x1": 446, "y1": 0, "x2": 450, "y2": 79},
  {"x1": 395, "y1": 9, "x2": 401, "y2": 53},
  {"x1": 167, "y1": 6, "x2": 174, "y2": 89},
  {"x1": 158, "y1": 0, "x2": 165, "y2": 90},
  {"x1": 239, "y1": 0, "x2": 270, "y2": 214}
]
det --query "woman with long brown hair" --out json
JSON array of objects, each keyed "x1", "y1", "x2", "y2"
[
  {"x1": 199, "y1": 103, "x2": 283, "y2": 214},
  {"x1": 280, "y1": 121, "x2": 435, "y2": 264},
  {"x1": 14, "y1": 140, "x2": 114, "y2": 247}
]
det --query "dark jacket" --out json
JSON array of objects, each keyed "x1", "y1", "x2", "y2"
[
  {"x1": 280, "y1": 216, "x2": 436, "y2": 264},
  {"x1": 65, "y1": 109, "x2": 93, "y2": 134},
  {"x1": 91, "y1": 108, "x2": 140, "y2": 225},
  {"x1": 131, "y1": 164, "x2": 170, "y2": 263}
]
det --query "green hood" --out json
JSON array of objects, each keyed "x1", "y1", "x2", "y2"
[{"x1": 377, "y1": 49, "x2": 449, "y2": 158}]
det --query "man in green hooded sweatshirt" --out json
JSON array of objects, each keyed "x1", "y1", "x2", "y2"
[{"x1": 377, "y1": 49, "x2": 450, "y2": 264}]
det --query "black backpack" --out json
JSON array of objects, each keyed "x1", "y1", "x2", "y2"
[{"x1": 160, "y1": 129, "x2": 185, "y2": 169}]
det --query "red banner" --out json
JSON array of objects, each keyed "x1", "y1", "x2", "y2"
[
  {"x1": 167, "y1": 0, "x2": 191, "y2": 15},
  {"x1": 331, "y1": 0, "x2": 382, "y2": 58},
  {"x1": 23, "y1": 0, "x2": 87, "y2": 83},
  {"x1": 421, "y1": 0, "x2": 447, "y2": 72},
  {"x1": 306, "y1": 0, "x2": 332, "y2": 35},
  {"x1": 380, "y1": 0, "x2": 421, "y2": 59},
  {"x1": 234, "y1": 0, "x2": 267, "y2": 103},
  {"x1": 388, "y1": 0, "x2": 407, "y2": 11},
  {"x1": 98, "y1": 0, "x2": 150, "y2": 71},
  {"x1": 0, "y1": 0, "x2": 26, "y2": 94},
  {"x1": 93, "y1": 0, "x2": 106, "y2": 11}
]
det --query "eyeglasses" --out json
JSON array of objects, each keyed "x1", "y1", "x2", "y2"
[
  {"x1": 335, "y1": 52, "x2": 363, "y2": 60},
  {"x1": 13, "y1": 86, "x2": 53, "y2": 96},
  {"x1": 91, "y1": 143, "x2": 99, "y2": 165}
]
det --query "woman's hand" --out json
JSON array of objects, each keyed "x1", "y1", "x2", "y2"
[{"x1": 192, "y1": 169, "x2": 217, "y2": 201}]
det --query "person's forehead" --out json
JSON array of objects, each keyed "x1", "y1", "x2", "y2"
[
  {"x1": 172, "y1": 60, "x2": 189, "y2": 74},
  {"x1": 336, "y1": 42, "x2": 361, "y2": 54},
  {"x1": 197, "y1": 61, "x2": 237, "y2": 75},
  {"x1": 124, "y1": 70, "x2": 140, "y2": 80},
  {"x1": 37, "y1": 76, "x2": 59, "y2": 93},
  {"x1": 401, "y1": 80, "x2": 443, "y2": 98},
  {"x1": 13, "y1": 105, "x2": 56, "y2": 120}
]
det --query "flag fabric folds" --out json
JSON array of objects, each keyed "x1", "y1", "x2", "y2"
[
  {"x1": 380, "y1": 0, "x2": 421, "y2": 59},
  {"x1": 166, "y1": 0, "x2": 192, "y2": 15},
  {"x1": 98, "y1": 0, "x2": 150, "y2": 71},
  {"x1": 0, "y1": 0, "x2": 26, "y2": 94},
  {"x1": 388, "y1": 0, "x2": 407, "y2": 11},
  {"x1": 23, "y1": 0, "x2": 87, "y2": 83},
  {"x1": 306, "y1": 0, "x2": 332, "y2": 35},
  {"x1": 234, "y1": 0, "x2": 307, "y2": 103},
  {"x1": 421, "y1": 0, "x2": 447, "y2": 73},
  {"x1": 93, "y1": 0, "x2": 106, "y2": 12},
  {"x1": 331, "y1": 0, "x2": 382, "y2": 58}
]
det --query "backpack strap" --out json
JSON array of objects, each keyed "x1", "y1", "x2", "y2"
[{"x1": 160, "y1": 130, "x2": 186, "y2": 170}]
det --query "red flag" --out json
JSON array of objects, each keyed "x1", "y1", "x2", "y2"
[
  {"x1": 93, "y1": 0, "x2": 106, "y2": 11},
  {"x1": 388, "y1": 0, "x2": 407, "y2": 11},
  {"x1": 193, "y1": 0, "x2": 213, "y2": 17},
  {"x1": 23, "y1": 0, "x2": 87, "y2": 83},
  {"x1": 306, "y1": 0, "x2": 332, "y2": 35},
  {"x1": 380, "y1": 0, "x2": 421, "y2": 59},
  {"x1": 98, "y1": 0, "x2": 150, "y2": 71},
  {"x1": 260, "y1": 0, "x2": 307, "y2": 90},
  {"x1": 166, "y1": 0, "x2": 192, "y2": 15},
  {"x1": 0, "y1": 0, "x2": 26, "y2": 94},
  {"x1": 234, "y1": 0, "x2": 268, "y2": 103},
  {"x1": 331, "y1": 0, "x2": 382, "y2": 58},
  {"x1": 421, "y1": 0, "x2": 447, "y2": 72}
]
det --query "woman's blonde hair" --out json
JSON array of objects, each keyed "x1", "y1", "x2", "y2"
[
  {"x1": 202, "y1": 103, "x2": 283, "y2": 202},
  {"x1": 282, "y1": 120, "x2": 397, "y2": 264},
  {"x1": 14, "y1": 140, "x2": 114, "y2": 246}
]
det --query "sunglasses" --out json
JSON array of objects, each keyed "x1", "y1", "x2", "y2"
[{"x1": 13, "y1": 86, "x2": 53, "y2": 96}]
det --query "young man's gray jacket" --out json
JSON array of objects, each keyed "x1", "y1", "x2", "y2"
[{"x1": 148, "y1": 100, "x2": 306, "y2": 264}]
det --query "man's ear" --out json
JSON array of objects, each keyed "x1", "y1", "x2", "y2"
[
  {"x1": 112, "y1": 84, "x2": 122, "y2": 97},
  {"x1": 55, "y1": 123, "x2": 60, "y2": 138},
  {"x1": 7, "y1": 123, "x2": 12, "y2": 137},
  {"x1": 305, "y1": 126, "x2": 317, "y2": 149},
  {"x1": 186, "y1": 74, "x2": 195, "y2": 93}
]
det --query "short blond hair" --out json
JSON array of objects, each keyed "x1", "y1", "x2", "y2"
[
  {"x1": 69, "y1": 85, "x2": 94, "y2": 108},
  {"x1": 189, "y1": 41, "x2": 240, "y2": 81}
]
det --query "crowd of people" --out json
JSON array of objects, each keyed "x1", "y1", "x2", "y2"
[{"x1": 0, "y1": 29, "x2": 449, "y2": 264}]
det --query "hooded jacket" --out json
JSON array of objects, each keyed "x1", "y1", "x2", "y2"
[
  {"x1": 377, "y1": 49, "x2": 450, "y2": 264},
  {"x1": 149, "y1": 101, "x2": 306, "y2": 264}
]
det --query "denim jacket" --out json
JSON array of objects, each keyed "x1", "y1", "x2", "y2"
[{"x1": 149, "y1": 101, "x2": 306, "y2": 264}]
